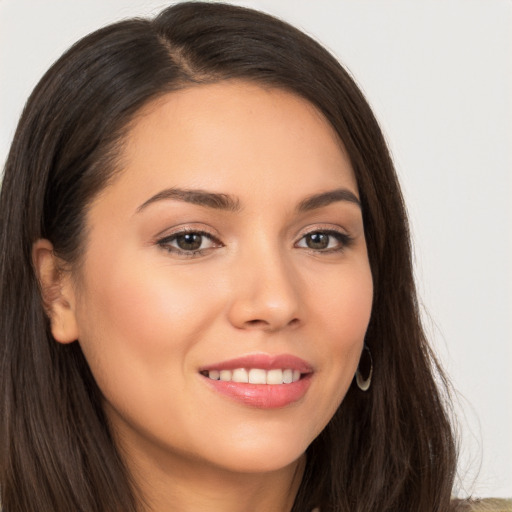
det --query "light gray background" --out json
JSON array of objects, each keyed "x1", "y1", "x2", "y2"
[{"x1": 1, "y1": 0, "x2": 511, "y2": 498}]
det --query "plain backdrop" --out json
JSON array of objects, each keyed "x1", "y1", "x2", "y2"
[{"x1": 1, "y1": 0, "x2": 511, "y2": 498}]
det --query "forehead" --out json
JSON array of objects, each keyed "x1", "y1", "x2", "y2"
[{"x1": 101, "y1": 81, "x2": 357, "y2": 210}]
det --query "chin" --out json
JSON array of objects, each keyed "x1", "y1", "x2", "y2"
[
  {"x1": 210, "y1": 449, "x2": 305, "y2": 475},
  {"x1": 195, "y1": 427, "x2": 313, "y2": 475}
]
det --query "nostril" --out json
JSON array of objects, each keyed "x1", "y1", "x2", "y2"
[
  {"x1": 245, "y1": 319, "x2": 269, "y2": 327},
  {"x1": 288, "y1": 318, "x2": 300, "y2": 328},
  {"x1": 243, "y1": 317, "x2": 300, "y2": 329}
]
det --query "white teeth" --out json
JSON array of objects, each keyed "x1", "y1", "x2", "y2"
[
  {"x1": 209, "y1": 370, "x2": 220, "y2": 380},
  {"x1": 232, "y1": 368, "x2": 249, "y2": 383},
  {"x1": 283, "y1": 369, "x2": 293, "y2": 384},
  {"x1": 266, "y1": 369, "x2": 283, "y2": 385},
  {"x1": 248, "y1": 368, "x2": 267, "y2": 384},
  {"x1": 206, "y1": 368, "x2": 302, "y2": 384},
  {"x1": 219, "y1": 370, "x2": 232, "y2": 381}
]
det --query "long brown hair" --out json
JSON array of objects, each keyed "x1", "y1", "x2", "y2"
[{"x1": 0, "y1": 2, "x2": 457, "y2": 511}]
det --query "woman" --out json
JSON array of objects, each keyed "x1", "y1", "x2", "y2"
[{"x1": 0, "y1": 2, "x2": 458, "y2": 511}]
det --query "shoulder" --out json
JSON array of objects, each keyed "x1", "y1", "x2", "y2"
[{"x1": 452, "y1": 499, "x2": 512, "y2": 512}]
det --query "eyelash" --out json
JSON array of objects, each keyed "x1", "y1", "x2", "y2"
[
  {"x1": 157, "y1": 228, "x2": 223, "y2": 257},
  {"x1": 156, "y1": 228, "x2": 353, "y2": 257},
  {"x1": 295, "y1": 229, "x2": 354, "y2": 253}
]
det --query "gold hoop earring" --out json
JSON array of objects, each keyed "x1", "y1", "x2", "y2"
[{"x1": 356, "y1": 344, "x2": 373, "y2": 391}]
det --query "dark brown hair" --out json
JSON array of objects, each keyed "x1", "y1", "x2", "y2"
[{"x1": 0, "y1": 2, "x2": 457, "y2": 511}]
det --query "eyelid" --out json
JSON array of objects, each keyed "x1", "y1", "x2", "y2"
[
  {"x1": 294, "y1": 224, "x2": 353, "y2": 252},
  {"x1": 153, "y1": 222, "x2": 219, "y2": 240},
  {"x1": 295, "y1": 223, "x2": 350, "y2": 240},
  {"x1": 155, "y1": 226, "x2": 224, "y2": 256}
]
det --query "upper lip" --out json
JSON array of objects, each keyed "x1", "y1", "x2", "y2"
[{"x1": 199, "y1": 353, "x2": 314, "y2": 373}]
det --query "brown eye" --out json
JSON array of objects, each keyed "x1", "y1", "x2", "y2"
[
  {"x1": 175, "y1": 233, "x2": 204, "y2": 251},
  {"x1": 296, "y1": 230, "x2": 352, "y2": 252},
  {"x1": 305, "y1": 232, "x2": 330, "y2": 250},
  {"x1": 158, "y1": 230, "x2": 221, "y2": 255}
]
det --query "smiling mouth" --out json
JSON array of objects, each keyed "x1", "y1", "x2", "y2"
[
  {"x1": 200, "y1": 368, "x2": 302, "y2": 384},
  {"x1": 199, "y1": 354, "x2": 313, "y2": 408}
]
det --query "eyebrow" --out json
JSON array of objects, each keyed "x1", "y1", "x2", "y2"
[
  {"x1": 136, "y1": 187, "x2": 242, "y2": 213},
  {"x1": 296, "y1": 188, "x2": 361, "y2": 212},
  {"x1": 136, "y1": 186, "x2": 360, "y2": 214}
]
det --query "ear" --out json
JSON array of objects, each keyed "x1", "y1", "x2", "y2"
[{"x1": 32, "y1": 239, "x2": 79, "y2": 344}]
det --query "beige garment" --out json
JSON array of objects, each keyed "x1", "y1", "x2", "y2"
[
  {"x1": 454, "y1": 498, "x2": 512, "y2": 511},
  {"x1": 311, "y1": 500, "x2": 512, "y2": 512}
]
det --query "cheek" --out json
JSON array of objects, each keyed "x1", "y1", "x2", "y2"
[
  {"x1": 314, "y1": 260, "x2": 373, "y2": 350},
  {"x1": 296, "y1": 259, "x2": 372, "y2": 430},
  {"x1": 88, "y1": 256, "x2": 210, "y2": 328},
  {"x1": 73, "y1": 251, "x2": 223, "y2": 390}
]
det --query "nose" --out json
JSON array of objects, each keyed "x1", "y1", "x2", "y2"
[{"x1": 226, "y1": 245, "x2": 301, "y2": 332}]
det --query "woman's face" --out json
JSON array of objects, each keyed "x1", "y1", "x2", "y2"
[{"x1": 66, "y1": 82, "x2": 373, "y2": 475}]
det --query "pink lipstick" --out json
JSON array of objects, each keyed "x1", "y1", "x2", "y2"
[{"x1": 199, "y1": 353, "x2": 313, "y2": 409}]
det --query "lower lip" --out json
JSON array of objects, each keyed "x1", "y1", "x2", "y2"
[{"x1": 202, "y1": 374, "x2": 312, "y2": 409}]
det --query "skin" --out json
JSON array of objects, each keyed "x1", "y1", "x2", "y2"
[{"x1": 34, "y1": 81, "x2": 373, "y2": 512}]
